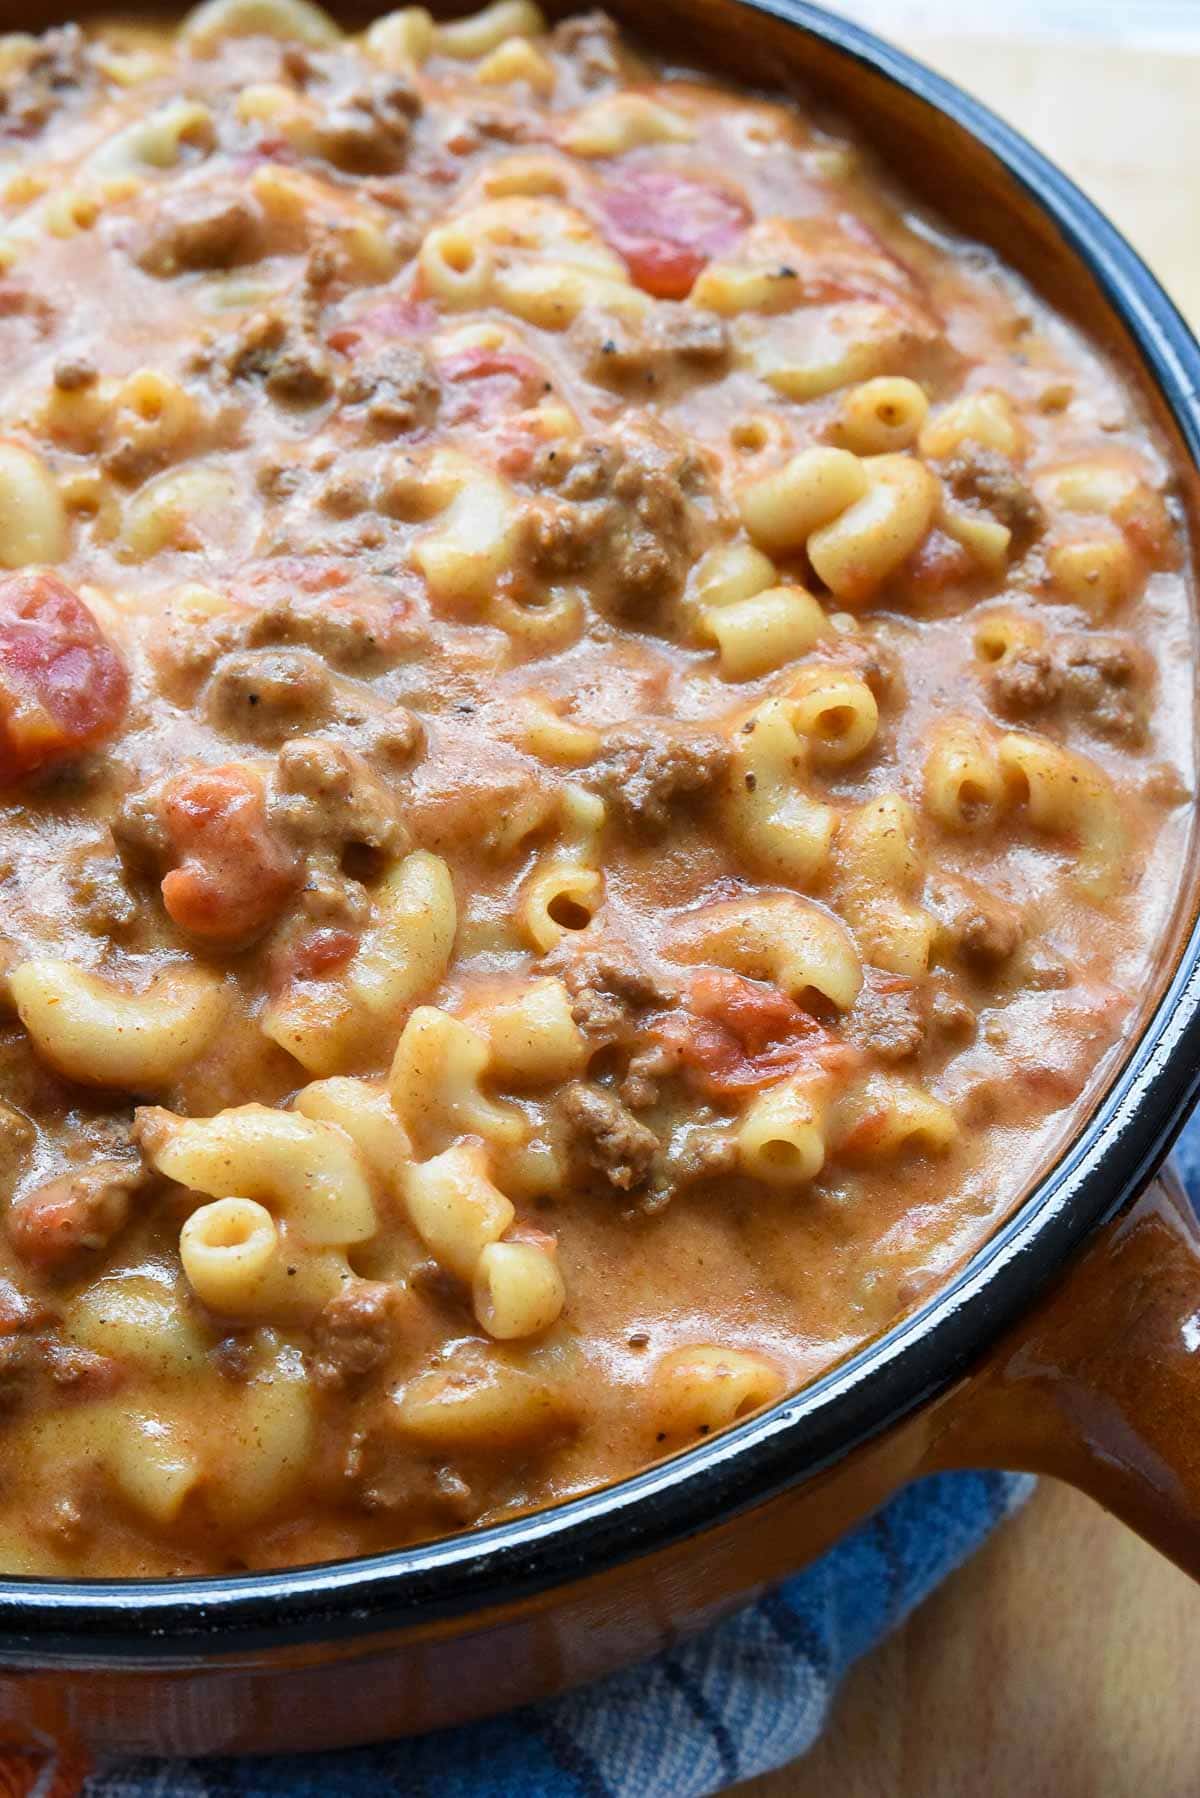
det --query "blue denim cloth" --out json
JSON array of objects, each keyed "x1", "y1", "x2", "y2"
[{"x1": 98, "y1": 1108, "x2": 1200, "y2": 1795}]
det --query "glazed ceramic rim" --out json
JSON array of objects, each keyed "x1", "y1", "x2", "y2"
[{"x1": 4, "y1": 0, "x2": 1200, "y2": 1661}]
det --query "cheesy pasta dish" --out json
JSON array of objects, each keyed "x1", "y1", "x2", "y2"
[{"x1": 0, "y1": 0, "x2": 1190, "y2": 1575}]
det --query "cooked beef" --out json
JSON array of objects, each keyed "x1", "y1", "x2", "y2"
[
  {"x1": 947, "y1": 884, "x2": 1022, "y2": 967},
  {"x1": 311, "y1": 1281, "x2": 398, "y2": 1389},
  {"x1": 205, "y1": 648, "x2": 333, "y2": 743},
  {"x1": 238, "y1": 313, "x2": 333, "y2": 404},
  {"x1": 340, "y1": 343, "x2": 439, "y2": 437},
  {"x1": 943, "y1": 447, "x2": 1043, "y2": 546},
  {"x1": 111, "y1": 783, "x2": 172, "y2": 869},
  {"x1": 656, "y1": 309, "x2": 731, "y2": 363},
  {"x1": 659, "y1": 1122, "x2": 737, "y2": 1186},
  {"x1": 52, "y1": 355, "x2": 97, "y2": 392},
  {"x1": 0, "y1": 1328, "x2": 120, "y2": 1411},
  {"x1": 63, "y1": 839, "x2": 137, "y2": 935},
  {"x1": 317, "y1": 469, "x2": 371, "y2": 518},
  {"x1": 618, "y1": 1040, "x2": 683, "y2": 1111},
  {"x1": 272, "y1": 736, "x2": 406, "y2": 854},
  {"x1": 342, "y1": 1428, "x2": 479, "y2": 1521},
  {"x1": 0, "y1": 1332, "x2": 44, "y2": 1411},
  {"x1": 586, "y1": 721, "x2": 730, "y2": 834},
  {"x1": 570, "y1": 307, "x2": 730, "y2": 388},
  {"x1": 834, "y1": 633, "x2": 902, "y2": 701},
  {"x1": 136, "y1": 190, "x2": 262, "y2": 277},
  {"x1": 846, "y1": 971, "x2": 925, "y2": 1062},
  {"x1": 1055, "y1": 633, "x2": 1145, "y2": 741},
  {"x1": 243, "y1": 591, "x2": 409, "y2": 670},
  {"x1": 561, "y1": 948, "x2": 676, "y2": 1042},
  {"x1": 523, "y1": 429, "x2": 712, "y2": 623},
  {"x1": 926, "y1": 980, "x2": 977, "y2": 1041},
  {"x1": 0, "y1": 1103, "x2": 34, "y2": 1198},
  {"x1": 557, "y1": 1080, "x2": 659, "y2": 1191},
  {"x1": 313, "y1": 75, "x2": 420, "y2": 174},
  {"x1": 0, "y1": 26, "x2": 94, "y2": 140},
  {"x1": 989, "y1": 645, "x2": 1063, "y2": 718},
  {"x1": 989, "y1": 633, "x2": 1144, "y2": 739}
]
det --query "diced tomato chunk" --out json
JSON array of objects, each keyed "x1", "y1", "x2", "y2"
[
  {"x1": 689, "y1": 969, "x2": 811, "y2": 1054},
  {"x1": 597, "y1": 169, "x2": 751, "y2": 300},
  {"x1": 657, "y1": 969, "x2": 848, "y2": 1098},
  {"x1": 333, "y1": 296, "x2": 437, "y2": 355},
  {"x1": 237, "y1": 557, "x2": 351, "y2": 597},
  {"x1": 438, "y1": 345, "x2": 552, "y2": 425},
  {"x1": 289, "y1": 925, "x2": 360, "y2": 981},
  {"x1": 160, "y1": 764, "x2": 299, "y2": 948},
  {"x1": 0, "y1": 572, "x2": 129, "y2": 784},
  {"x1": 7, "y1": 1160, "x2": 143, "y2": 1276}
]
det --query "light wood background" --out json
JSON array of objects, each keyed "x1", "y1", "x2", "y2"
[{"x1": 739, "y1": 11, "x2": 1200, "y2": 1794}]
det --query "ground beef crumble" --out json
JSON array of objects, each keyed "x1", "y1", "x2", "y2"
[
  {"x1": 988, "y1": 644, "x2": 1062, "y2": 717},
  {"x1": 311, "y1": 1282, "x2": 399, "y2": 1389},
  {"x1": 846, "y1": 971, "x2": 926, "y2": 1062},
  {"x1": 205, "y1": 647, "x2": 334, "y2": 743},
  {"x1": 340, "y1": 342, "x2": 440, "y2": 437},
  {"x1": 0, "y1": 1102, "x2": 34, "y2": 1192},
  {"x1": 0, "y1": 25, "x2": 96, "y2": 140},
  {"x1": 221, "y1": 250, "x2": 339, "y2": 406},
  {"x1": 561, "y1": 948, "x2": 675, "y2": 1039},
  {"x1": 570, "y1": 307, "x2": 730, "y2": 388},
  {"x1": 62, "y1": 838, "x2": 138, "y2": 936},
  {"x1": 271, "y1": 735, "x2": 408, "y2": 855},
  {"x1": 586, "y1": 721, "x2": 731, "y2": 834},
  {"x1": 1055, "y1": 633, "x2": 1146, "y2": 740},
  {"x1": 312, "y1": 74, "x2": 420, "y2": 175},
  {"x1": 989, "y1": 632, "x2": 1146, "y2": 740},
  {"x1": 136, "y1": 189, "x2": 263, "y2": 277},
  {"x1": 229, "y1": 307, "x2": 334, "y2": 405},
  {"x1": 943, "y1": 447, "x2": 1044, "y2": 547},
  {"x1": 522, "y1": 428, "x2": 715, "y2": 624},
  {"x1": 557, "y1": 1080, "x2": 659, "y2": 1191},
  {"x1": 939, "y1": 879, "x2": 1023, "y2": 968}
]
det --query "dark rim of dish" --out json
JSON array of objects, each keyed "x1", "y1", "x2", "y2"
[{"x1": 2, "y1": 0, "x2": 1200, "y2": 1660}]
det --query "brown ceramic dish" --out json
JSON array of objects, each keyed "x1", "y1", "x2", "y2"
[{"x1": 2, "y1": 0, "x2": 1200, "y2": 1759}]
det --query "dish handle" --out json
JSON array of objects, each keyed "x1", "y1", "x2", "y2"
[{"x1": 928, "y1": 1165, "x2": 1200, "y2": 1578}]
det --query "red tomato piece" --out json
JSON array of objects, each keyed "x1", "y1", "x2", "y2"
[
  {"x1": 335, "y1": 296, "x2": 438, "y2": 355},
  {"x1": 649, "y1": 971, "x2": 829, "y2": 1098},
  {"x1": 689, "y1": 968, "x2": 811, "y2": 1054},
  {"x1": 0, "y1": 572, "x2": 129, "y2": 784},
  {"x1": 597, "y1": 168, "x2": 751, "y2": 300},
  {"x1": 438, "y1": 345, "x2": 552, "y2": 425},
  {"x1": 664, "y1": 1017, "x2": 817, "y2": 1097},
  {"x1": 288, "y1": 925, "x2": 360, "y2": 981},
  {"x1": 237, "y1": 557, "x2": 351, "y2": 597},
  {"x1": 160, "y1": 764, "x2": 299, "y2": 948}
]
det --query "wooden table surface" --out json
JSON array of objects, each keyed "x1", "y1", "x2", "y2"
[{"x1": 738, "y1": 13, "x2": 1200, "y2": 1795}]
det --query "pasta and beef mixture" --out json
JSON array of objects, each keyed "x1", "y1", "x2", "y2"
[{"x1": 0, "y1": 0, "x2": 1190, "y2": 1576}]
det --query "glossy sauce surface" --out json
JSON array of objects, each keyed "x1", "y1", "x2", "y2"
[{"x1": 0, "y1": 2, "x2": 1191, "y2": 1574}]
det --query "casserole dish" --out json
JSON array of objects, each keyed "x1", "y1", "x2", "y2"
[{"x1": 0, "y1": 0, "x2": 1199, "y2": 1759}]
